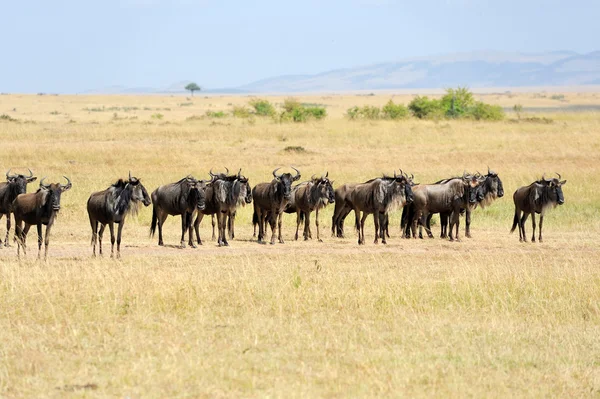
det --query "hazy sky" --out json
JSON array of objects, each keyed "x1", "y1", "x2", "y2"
[{"x1": 1, "y1": 0, "x2": 598, "y2": 93}]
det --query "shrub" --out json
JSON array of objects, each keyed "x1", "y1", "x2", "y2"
[
  {"x1": 280, "y1": 98, "x2": 327, "y2": 122},
  {"x1": 151, "y1": 113, "x2": 164, "y2": 120},
  {"x1": 205, "y1": 110, "x2": 227, "y2": 118},
  {"x1": 249, "y1": 98, "x2": 276, "y2": 116},
  {"x1": 346, "y1": 105, "x2": 381, "y2": 120},
  {"x1": 283, "y1": 146, "x2": 307, "y2": 153},
  {"x1": 441, "y1": 86, "x2": 474, "y2": 118},
  {"x1": 179, "y1": 102, "x2": 193, "y2": 107},
  {"x1": 467, "y1": 102, "x2": 505, "y2": 121},
  {"x1": 232, "y1": 105, "x2": 251, "y2": 118},
  {"x1": 408, "y1": 96, "x2": 444, "y2": 119},
  {"x1": 381, "y1": 100, "x2": 408, "y2": 120},
  {"x1": 513, "y1": 104, "x2": 523, "y2": 119},
  {"x1": 551, "y1": 94, "x2": 566, "y2": 101},
  {"x1": 0, "y1": 114, "x2": 18, "y2": 122}
]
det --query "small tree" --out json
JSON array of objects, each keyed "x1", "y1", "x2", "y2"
[
  {"x1": 185, "y1": 82, "x2": 201, "y2": 96},
  {"x1": 513, "y1": 104, "x2": 523, "y2": 119}
]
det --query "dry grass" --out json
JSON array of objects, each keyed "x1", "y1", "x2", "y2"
[{"x1": 1, "y1": 92, "x2": 600, "y2": 397}]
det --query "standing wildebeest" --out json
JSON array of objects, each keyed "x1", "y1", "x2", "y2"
[
  {"x1": 286, "y1": 173, "x2": 335, "y2": 241},
  {"x1": 510, "y1": 173, "x2": 566, "y2": 242},
  {"x1": 346, "y1": 171, "x2": 413, "y2": 245},
  {"x1": 13, "y1": 176, "x2": 72, "y2": 259},
  {"x1": 252, "y1": 167, "x2": 301, "y2": 244},
  {"x1": 434, "y1": 168, "x2": 504, "y2": 238},
  {"x1": 406, "y1": 174, "x2": 482, "y2": 241},
  {"x1": 87, "y1": 172, "x2": 152, "y2": 257},
  {"x1": 193, "y1": 168, "x2": 251, "y2": 247},
  {"x1": 0, "y1": 169, "x2": 37, "y2": 247},
  {"x1": 150, "y1": 175, "x2": 206, "y2": 248}
]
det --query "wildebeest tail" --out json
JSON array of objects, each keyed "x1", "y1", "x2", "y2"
[
  {"x1": 150, "y1": 205, "x2": 158, "y2": 237},
  {"x1": 299, "y1": 211, "x2": 305, "y2": 224},
  {"x1": 252, "y1": 209, "x2": 259, "y2": 226},
  {"x1": 510, "y1": 210, "x2": 519, "y2": 233}
]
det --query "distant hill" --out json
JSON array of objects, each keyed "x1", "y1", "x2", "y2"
[{"x1": 83, "y1": 51, "x2": 600, "y2": 94}]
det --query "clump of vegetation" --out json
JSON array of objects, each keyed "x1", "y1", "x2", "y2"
[
  {"x1": 283, "y1": 146, "x2": 307, "y2": 153},
  {"x1": 249, "y1": 98, "x2": 276, "y2": 117},
  {"x1": 346, "y1": 105, "x2": 381, "y2": 120},
  {"x1": 185, "y1": 115, "x2": 203, "y2": 122},
  {"x1": 280, "y1": 98, "x2": 327, "y2": 122},
  {"x1": 513, "y1": 104, "x2": 523, "y2": 119},
  {"x1": 50, "y1": 111, "x2": 61, "y2": 115},
  {"x1": 551, "y1": 94, "x2": 566, "y2": 101},
  {"x1": 408, "y1": 87, "x2": 505, "y2": 121},
  {"x1": 205, "y1": 110, "x2": 227, "y2": 118},
  {"x1": 232, "y1": 105, "x2": 251, "y2": 118},
  {"x1": 179, "y1": 102, "x2": 193, "y2": 107},
  {"x1": 185, "y1": 82, "x2": 201, "y2": 97},
  {"x1": 0, "y1": 114, "x2": 18, "y2": 122},
  {"x1": 151, "y1": 113, "x2": 164, "y2": 120},
  {"x1": 381, "y1": 100, "x2": 409, "y2": 120}
]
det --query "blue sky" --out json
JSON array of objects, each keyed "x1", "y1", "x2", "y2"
[{"x1": 1, "y1": 0, "x2": 598, "y2": 93}]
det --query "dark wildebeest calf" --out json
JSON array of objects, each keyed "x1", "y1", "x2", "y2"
[
  {"x1": 286, "y1": 172, "x2": 335, "y2": 241},
  {"x1": 346, "y1": 171, "x2": 413, "y2": 245},
  {"x1": 0, "y1": 169, "x2": 37, "y2": 247},
  {"x1": 252, "y1": 167, "x2": 301, "y2": 244},
  {"x1": 510, "y1": 173, "x2": 566, "y2": 242},
  {"x1": 193, "y1": 168, "x2": 251, "y2": 246},
  {"x1": 87, "y1": 172, "x2": 152, "y2": 257},
  {"x1": 150, "y1": 175, "x2": 207, "y2": 248},
  {"x1": 13, "y1": 176, "x2": 72, "y2": 259}
]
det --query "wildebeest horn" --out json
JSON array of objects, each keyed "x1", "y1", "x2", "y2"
[
  {"x1": 27, "y1": 168, "x2": 33, "y2": 178},
  {"x1": 129, "y1": 171, "x2": 132, "y2": 181},
  {"x1": 325, "y1": 171, "x2": 329, "y2": 178},
  {"x1": 273, "y1": 167, "x2": 282, "y2": 178},
  {"x1": 292, "y1": 166, "x2": 300, "y2": 178},
  {"x1": 61, "y1": 176, "x2": 72, "y2": 189},
  {"x1": 555, "y1": 172, "x2": 561, "y2": 180},
  {"x1": 224, "y1": 167, "x2": 229, "y2": 175},
  {"x1": 237, "y1": 168, "x2": 241, "y2": 178},
  {"x1": 209, "y1": 168, "x2": 216, "y2": 177},
  {"x1": 393, "y1": 170, "x2": 397, "y2": 178},
  {"x1": 6, "y1": 169, "x2": 16, "y2": 179},
  {"x1": 40, "y1": 177, "x2": 50, "y2": 188},
  {"x1": 488, "y1": 166, "x2": 491, "y2": 175},
  {"x1": 311, "y1": 174, "x2": 317, "y2": 180}
]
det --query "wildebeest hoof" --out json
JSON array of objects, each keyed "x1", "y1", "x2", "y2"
[
  {"x1": 190, "y1": 243, "x2": 197, "y2": 248},
  {"x1": 158, "y1": 242, "x2": 164, "y2": 246},
  {"x1": 318, "y1": 239, "x2": 323, "y2": 242},
  {"x1": 466, "y1": 234, "x2": 472, "y2": 238}
]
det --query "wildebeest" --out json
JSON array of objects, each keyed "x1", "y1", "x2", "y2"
[
  {"x1": 150, "y1": 175, "x2": 207, "y2": 248},
  {"x1": 87, "y1": 172, "x2": 152, "y2": 257},
  {"x1": 0, "y1": 169, "x2": 37, "y2": 247},
  {"x1": 13, "y1": 176, "x2": 72, "y2": 259},
  {"x1": 193, "y1": 168, "x2": 251, "y2": 246},
  {"x1": 332, "y1": 172, "x2": 414, "y2": 240},
  {"x1": 285, "y1": 172, "x2": 335, "y2": 241},
  {"x1": 434, "y1": 168, "x2": 504, "y2": 238},
  {"x1": 510, "y1": 173, "x2": 566, "y2": 242},
  {"x1": 345, "y1": 171, "x2": 413, "y2": 245},
  {"x1": 252, "y1": 167, "x2": 301, "y2": 244},
  {"x1": 405, "y1": 174, "x2": 482, "y2": 241}
]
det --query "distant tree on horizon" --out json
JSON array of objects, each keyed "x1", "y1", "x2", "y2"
[{"x1": 185, "y1": 82, "x2": 201, "y2": 96}]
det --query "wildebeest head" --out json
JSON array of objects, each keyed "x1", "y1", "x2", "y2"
[
  {"x1": 6, "y1": 168, "x2": 37, "y2": 196},
  {"x1": 462, "y1": 173, "x2": 483, "y2": 204},
  {"x1": 128, "y1": 171, "x2": 151, "y2": 207},
  {"x1": 484, "y1": 167, "x2": 504, "y2": 198},
  {"x1": 273, "y1": 167, "x2": 301, "y2": 200},
  {"x1": 541, "y1": 173, "x2": 567, "y2": 205},
  {"x1": 311, "y1": 171, "x2": 335, "y2": 204},
  {"x1": 400, "y1": 171, "x2": 415, "y2": 204},
  {"x1": 39, "y1": 176, "x2": 72, "y2": 212},
  {"x1": 235, "y1": 169, "x2": 252, "y2": 205},
  {"x1": 383, "y1": 170, "x2": 412, "y2": 207}
]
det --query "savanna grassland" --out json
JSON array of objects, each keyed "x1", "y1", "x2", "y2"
[{"x1": 1, "y1": 91, "x2": 600, "y2": 398}]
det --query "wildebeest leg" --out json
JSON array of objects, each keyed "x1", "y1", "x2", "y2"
[
  {"x1": 193, "y1": 213, "x2": 203, "y2": 245},
  {"x1": 295, "y1": 210, "x2": 301, "y2": 241},
  {"x1": 360, "y1": 212, "x2": 368, "y2": 245},
  {"x1": 530, "y1": 213, "x2": 536, "y2": 243},
  {"x1": 4, "y1": 213, "x2": 11, "y2": 247},
  {"x1": 439, "y1": 213, "x2": 448, "y2": 238},
  {"x1": 187, "y1": 212, "x2": 196, "y2": 248},
  {"x1": 43, "y1": 222, "x2": 53, "y2": 260},
  {"x1": 451, "y1": 210, "x2": 461, "y2": 242},
  {"x1": 519, "y1": 213, "x2": 529, "y2": 242},
  {"x1": 109, "y1": 222, "x2": 116, "y2": 257},
  {"x1": 315, "y1": 209, "x2": 322, "y2": 242},
  {"x1": 90, "y1": 218, "x2": 98, "y2": 257},
  {"x1": 37, "y1": 223, "x2": 43, "y2": 259},
  {"x1": 373, "y1": 213, "x2": 380, "y2": 245},
  {"x1": 268, "y1": 211, "x2": 277, "y2": 245},
  {"x1": 14, "y1": 219, "x2": 22, "y2": 257},
  {"x1": 116, "y1": 221, "x2": 125, "y2": 257},
  {"x1": 0, "y1": 213, "x2": 4, "y2": 246},
  {"x1": 218, "y1": 211, "x2": 228, "y2": 247},
  {"x1": 277, "y1": 212, "x2": 284, "y2": 244},
  {"x1": 304, "y1": 212, "x2": 311, "y2": 241},
  {"x1": 98, "y1": 224, "x2": 106, "y2": 255},
  {"x1": 228, "y1": 211, "x2": 235, "y2": 240},
  {"x1": 157, "y1": 211, "x2": 167, "y2": 246},
  {"x1": 354, "y1": 209, "x2": 362, "y2": 244},
  {"x1": 179, "y1": 214, "x2": 187, "y2": 248},
  {"x1": 465, "y1": 208, "x2": 472, "y2": 238},
  {"x1": 211, "y1": 214, "x2": 216, "y2": 241},
  {"x1": 423, "y1": 213, "x2": 434, "y2": 239},
  {"x1": 539, "y1": 215, "x2": 544, "y2": 242},
  {"x1": 256, "y1": 209, "x2": 265, "y2": 243},
  {"x1": 21, "y1": 224, "x2": 31, "y2": 256}
]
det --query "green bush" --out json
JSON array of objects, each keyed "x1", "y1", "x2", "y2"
[
  {"x1": 205, "y1": 110, "x2": 227, "y2": 118},
  {"x1": 151, "y1": 113, "x2": 163, "y2": 120},
  {"x1": 408, "y1": 96, "x2": 444, "y2": 119},
  {"x1": 232, "y1": 105, "x2": 251, "y2": 118},
  {"x1": 249, "y1": 98, "x2": 276, "y2": 117},
  {"x1": 381, "y1": 100, "x2": 408, "y2": 120},
  {"x1": 441, "y1": 86, "x2": 474, "y2": 118},
  {"x1": 346, "y1": 105, "x2": 381, "y2": 120},
  {"x1": 467, "y1": 102, "x2": 505, "y2": 121},
  {"x1": 280, "y1": 98, "x2": 327, "y2": 122}
]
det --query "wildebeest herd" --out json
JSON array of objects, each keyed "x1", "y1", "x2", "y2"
[{"x1": 0, "y1": 167, "x2": 567, "y2": 259}]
